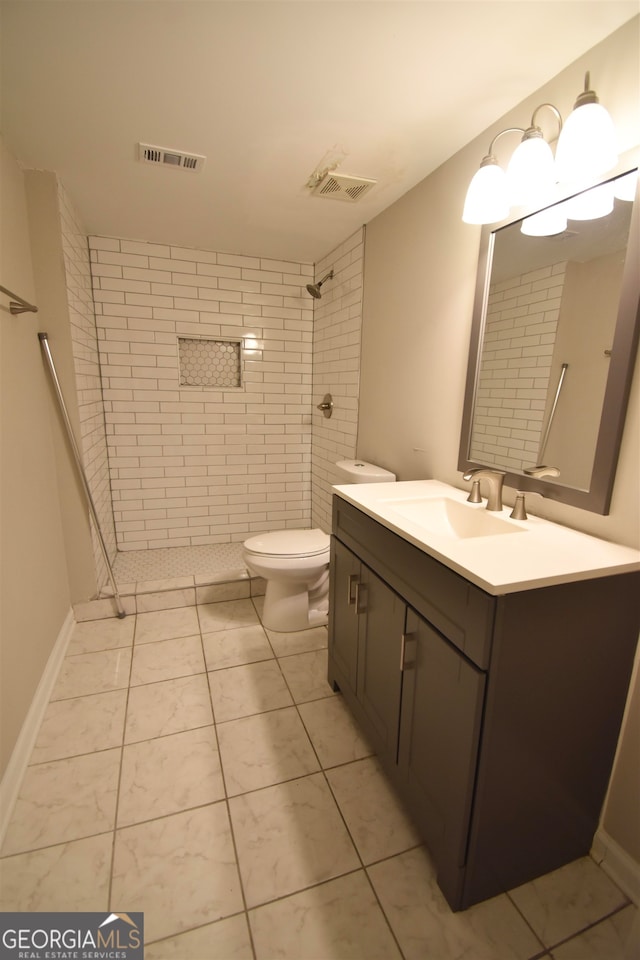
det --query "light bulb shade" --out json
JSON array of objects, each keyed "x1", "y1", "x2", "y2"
[
  {"x1": 565, "y1": 181, "x2": 614, "y2": 221},
  {"x1": 613, "y1": 170, "x2": 638, "y2": 202},
  {"x1": 462, "y1": 161, "x2": 509, "y2": 224},
  {"x1": 555, "y1": 101, "x2": 618, "y2": 184},
  {"x1": 507, "y1": 135, "x2": 555, "y2": 206},
  {"x1": 521, "y1": 204, "x2": 568, "y2": 237}
]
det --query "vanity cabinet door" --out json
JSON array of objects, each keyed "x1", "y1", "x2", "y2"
[
  {"x1": 398, "y1": 607, "x2": 485, "y2": 906},
  {"x1": 329, "y1": 537, "x2": 361, "y2": 698},
  {"x1": 329, "y1": 537, "x2": 404, "y2": 763},
  {"x1": 356, "y1": 564, "x2": 405, "y2": 765}
]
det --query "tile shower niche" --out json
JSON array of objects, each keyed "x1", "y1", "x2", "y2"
[{"x1": 178, "y1": 337, "x2": 242, "y2": 389}]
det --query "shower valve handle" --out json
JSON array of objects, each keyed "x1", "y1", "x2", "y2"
[{"x1": 317, "y1": 394, "x2": 333, "y2": 418}]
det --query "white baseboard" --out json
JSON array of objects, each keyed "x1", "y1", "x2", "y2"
[
  {"x1": 0, "y1": 609, "x2": 75, "y2": 849},
  {"x1": 592, "y1": 828, "x2": 640, "y2": 905}
]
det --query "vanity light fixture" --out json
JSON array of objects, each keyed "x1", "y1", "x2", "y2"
[
  {"x1": 613, "y1": 169, "x2": 638, "y2": 202},
  {"x1": 506, "y1": 104, "x2": 561, "y2": 207},
  {"x1": 554, "y1": 72, "x2": 618, "y2": 183},
  {"x1": 462, "y1": 72, "x2": 618, "y2": 227},
  {"x1": 564, "y1": 180, "x2": 614, "y2": 220},
  {"x1": 520, "y1": 204, "x2": 567, "y2": 237}
]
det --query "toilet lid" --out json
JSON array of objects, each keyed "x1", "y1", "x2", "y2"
[{"x1": 244, "y1": 529, "x2": 330, "y2": 558}]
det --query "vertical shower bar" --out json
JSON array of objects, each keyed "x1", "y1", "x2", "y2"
[
  {"x1": 38, "y1": 332, "x2": 126, "y2": 618},
  {"x1": 539, "y1": 362, "x2": 568, "y2": 461}
]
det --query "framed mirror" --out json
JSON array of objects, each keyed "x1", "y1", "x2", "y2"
[{"x1": 459, "y1": 154, "x2": 640, "y2": 514}]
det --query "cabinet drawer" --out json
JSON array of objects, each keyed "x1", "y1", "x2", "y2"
[{"x1": 332, "y1": 496, "x2": 495, "y2": 668}]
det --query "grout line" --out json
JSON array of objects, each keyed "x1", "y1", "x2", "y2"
[
  {"x1": 199, "y1": 612, "x2": 258, "y2": 960},
  {"x1": 107, "y1": 609, "x2": 138, "y2": 911},
  {"x1": 529, "y1": 901, "x2": 637, "y2": 956}
]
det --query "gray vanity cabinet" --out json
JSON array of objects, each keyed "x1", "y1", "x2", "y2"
[
  {"x1": 397, "y1": 608, "x2": 485, "y2": 905},
  {"x1": 330, "y1": 537, "x2": 404, "y2": 767},
  {"x1": 329, "y1": 528, "x2": 487, "y2": 906},
  {"x1": 328, "y1": 495, "x2": 640, "y2": 912},
  {"x1": 328, "y1": 538, "x2": 360, "y2": 698}
]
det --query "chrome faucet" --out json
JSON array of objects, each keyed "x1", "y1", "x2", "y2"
[{"x1": 463, "y1": 468, "x2": 506, "y2": 512}]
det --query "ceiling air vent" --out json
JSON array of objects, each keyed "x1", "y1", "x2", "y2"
[
  {"x1": 312, "y1": 172, "x2": 376, "y2": 202},
  {"x1": 138, "y1": 143, "x2": 206, "y2": 172}
]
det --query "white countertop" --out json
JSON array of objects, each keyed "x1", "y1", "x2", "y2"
[{"x1": 332, "y1": 479, "x2": 640, "y2": 595}]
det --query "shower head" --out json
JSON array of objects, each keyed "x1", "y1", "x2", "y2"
[{"x1": 306, "y1": 270, "x2": 334, "y2": 299}]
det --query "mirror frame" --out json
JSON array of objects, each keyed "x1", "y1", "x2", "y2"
[{"x1": 458, "y1": 151, "x2": 640, "y2": 515}]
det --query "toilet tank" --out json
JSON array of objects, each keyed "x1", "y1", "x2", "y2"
[{"x1": 335, "y1": 459, "x2": 396, "y2": 483}]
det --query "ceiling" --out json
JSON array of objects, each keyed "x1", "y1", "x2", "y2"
[{"x1": 1, "y1": 1, "x2": 637, "y2": 264}]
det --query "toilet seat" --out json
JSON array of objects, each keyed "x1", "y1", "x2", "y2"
[{"x1": 244, "y1": 528, "x2": 330, "y2": 559}]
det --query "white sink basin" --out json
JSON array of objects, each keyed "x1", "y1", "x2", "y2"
[
  {"x1": 384, "y1": 497, "x2": 524, "y2": 540},
  {"x1": 333, "y1": 479, "x2": 640, "y2": 594}
]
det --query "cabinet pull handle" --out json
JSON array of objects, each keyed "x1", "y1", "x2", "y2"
[
  {"x1": 347, "y1": 574, "x2": 358, "y2": 606},
  {"x1": 354, "y1": 582, "x2": 366, "y2": 615},
  {"x1": 400, "y1": 633, "x2": 416, "y2": 671}
]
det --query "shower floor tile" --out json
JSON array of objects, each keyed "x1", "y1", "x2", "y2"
[{"x1": 112, "y1": 542, "x2": 247, "y2": 585}]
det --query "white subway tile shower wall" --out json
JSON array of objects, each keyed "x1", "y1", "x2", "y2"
[
  {"x1": 469, "y1": 262, "x2": 564, "y2": 473},
  {"x1": 311, "y1": 229, "x2": 364, "y2": 533},
  {"x1": 89, "y1": 238, "x2": 314, "y2": 551},
  {"x1": 59, "y1": 185, "x2": 117, "y2": 586}
]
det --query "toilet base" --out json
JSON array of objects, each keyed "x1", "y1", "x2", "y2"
[{"x1": 261, "y1": 578, "x2": 328, "y2": 632}]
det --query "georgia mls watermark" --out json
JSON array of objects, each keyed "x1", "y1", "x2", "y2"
[{"x1": 0, "y1": 913, "x2": 144, "y2": 960}]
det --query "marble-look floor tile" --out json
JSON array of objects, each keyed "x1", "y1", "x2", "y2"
[
  {"x1": 118, "y1": 726, "x2": 225, "y2": 826},
  {"x1": 51, "y1": 647, "x2": 132, "y2": 700},
  {"x1": 551, "y1": 904, "x2": 639, "y2": 959},
  {"x1": 203, "y1": 624, "x2": 273, "y2": 671},
  {"x1": 509, "y1": 855, "x2": 629, "y2": 948},
  {"x1": 135, "y1": 606, "x2": 200, "y2": 645},
  {"x1": 73, "y1": 596, "x2": 136, "y2": 621},
  {"x1": 368, "y1": 846, "x2": 543, "y2": 960},
  {"x1": 66, "y1": 615, "x2": 135, "y2": 655},
  {"x1": 135, "y1": 587, "x2": 196, "y2": 613},
  {"x1": 196, "y1": 580, "x2": 251, "y2": 604},
  {"x1": 208, "y1": 660, "x2": 292, "y2": 722},
  {"x1": 217, "y1": 707, "x2": 319, "y2": 796},
  {"x1": 111, "y1": 802, "x2": 243, "y2": 943},
  {"x1": 198, "y1": 598, "x2": 261, "y2": 633},
  {"x1": 125, "y1": 674, "x2": 212, "y2": 744},
  {"x1": 298, "y1": 696, "x2": 373, "y2": 769},
  {"x1": 145, "y1": 914, "x2": 253, "y2": 960},
  {"x1": 229, "y1": 772, "x2": 359, "y2": 908},
  {"x1": 1, "y1": 750, "x2": 120, "y2": 856},
  {"x1": 249, "y1": 577, "x2": 266, "y2": 598},
  {"x1": 249, "y1": 870, "x2": 402, "y2": 960},
  {"x1": 278, "y1": 649, "x2": 335, "y2": 704},
  {"x1": 30, "y1": 689, "x2": 127, "y2": 763},
  {"x1": 136, "y1": 576, "x2": 194, "y2": 594},
  {"x1": 130, "y1": 634, "x2": 205, "y2": 686},
  {"x1": 327, "y1": 756, "x2": 421, "y2": 863},
  {"x1": 265, "y1": 625, "x2": 328, "y2": 658},
  {"x1": 0, "y1": 833, "x2": 112, "y2": 911}
]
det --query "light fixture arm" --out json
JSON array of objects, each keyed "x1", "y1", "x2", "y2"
[
  {"x1": 485, "y1": 126, "x2": 526, "y2": 160},
  {"x1": 573, "y1": 71, "x2": 598, "y2": 109},
  {"x1": 528, "y1": 103, "x2": 563, "y2": 142}
]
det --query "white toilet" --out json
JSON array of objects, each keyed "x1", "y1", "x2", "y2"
[{"x1": 242, "y1": 459, "x2": 395, "y2": 632}]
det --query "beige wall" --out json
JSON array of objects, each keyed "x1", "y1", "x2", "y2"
[
  {"x1": 25, "y1": 171, "x2": 97, "y2": 602},
  {"x1": 0, "y1": 141, "x2": 72, "y2": 775},
  {"x1": 57, "y1": 181, "x2": 117, "y2": 589},
  {"x1": 358, "y1": 19, "x2": 640, "y2": 862}
]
